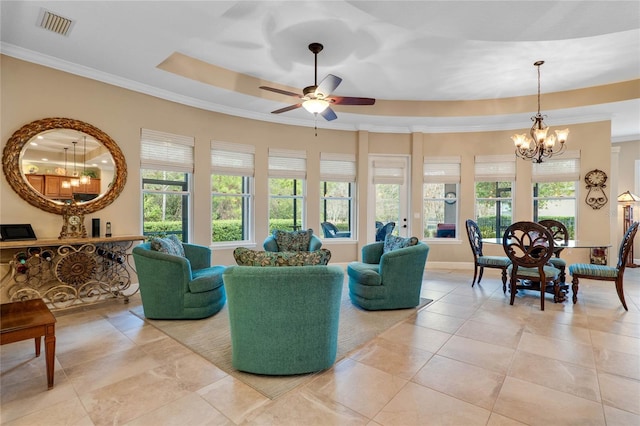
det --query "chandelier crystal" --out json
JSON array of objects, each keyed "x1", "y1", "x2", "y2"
[{"x1": 512, "y1": 61, "x2": 569, "y2": 163}]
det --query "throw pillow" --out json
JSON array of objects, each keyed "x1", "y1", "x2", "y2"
[
  {"x1": 383, "y1": 234, "x2": 419, "y2": 253},
  {"x1": 273, "y1": 228, "x2": 313, "y2": 251},
  {"x1": 233, "y1": 247, "x2": 331, "y2": 266},
  {"x1": 149, "y1": 234, "x2": 185, "y2": 257}
]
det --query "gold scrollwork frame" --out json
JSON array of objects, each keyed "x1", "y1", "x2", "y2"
[{"x1": 3, "y1": 117, "x2": 127, "y2": 215}]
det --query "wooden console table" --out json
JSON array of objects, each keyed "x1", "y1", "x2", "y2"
[
  {"x1": 1, "y1": 299, "x2": 56, "y2": 389},
  {"x1": 0, "y1": 235, "x2": 144, "y2": 310}
]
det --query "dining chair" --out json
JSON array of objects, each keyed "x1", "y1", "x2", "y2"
[
  {"x1": 538, "y1": 219, "x2": 569, "y2": 283},
  {"x1": 503, "y1": 221, "x2": 561, "y2": 311},
  {"x1": 465, "y1": 219, "x2": 511, "y2": 290},
  {"x1": 568, "y1": 221, "x2": 639, "y2": 310}
]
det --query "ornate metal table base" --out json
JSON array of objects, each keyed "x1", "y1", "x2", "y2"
[{"x1": 1, "y1": 236, "x2": 143, "y2": 310}]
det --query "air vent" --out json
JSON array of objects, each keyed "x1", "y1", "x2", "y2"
[{"x1": 37, "y1": 9, "x2": 74, "y2": 36}]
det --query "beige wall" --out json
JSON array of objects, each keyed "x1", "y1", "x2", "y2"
[{"x1": 1, "y1": 56, "x2": 631, "y2": 270}]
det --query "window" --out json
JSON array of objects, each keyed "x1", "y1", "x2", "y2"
[
  {"x1": 532, "y1": 152, "x2": 580, "y2": 238},
  {"x1": 423, "y1": 157, "x2": 460, "y2": 239},
  {"x1": 475, "y1": 155, "x2": 515, "y2": 238},
  {"x1": 320, "y1": 153, "x2": 356, "y2": 238},
  {"x1": 211, "y1": 141, "x2": 255, "y2": 243},
  {"x1": 371, "y1": 158, "x2": 408, "y2": 238},
  {"x1": 141, "y1": 129, "x2": 194, "y2": 242},
  {"x1": 268, "y1": 148, "x2": 306, "y2": 232}
]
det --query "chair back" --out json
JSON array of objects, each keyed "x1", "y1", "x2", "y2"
[
  {"x1": 465, "y1": 219, "x2": 484, "y2": 259},
  {"x1": 375, "y1": 221, "x2": 396, "y2": 242},
  {"x1": 321, "y1": 221, "x2": 338, "y2": 238},
  {"x1": 616, "y1": 221, "x2": 639, "y2": 270},
  {"x1": 503, "y1": 221, "x2": 555, "y2": 271},
  {"x1": 538, "y1": 219, "x2": 569, "y2": 255}
]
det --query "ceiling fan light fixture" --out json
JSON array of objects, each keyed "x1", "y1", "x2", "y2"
[{"x1": 302, "y1": 98, "x2": 329, "y2": 114}]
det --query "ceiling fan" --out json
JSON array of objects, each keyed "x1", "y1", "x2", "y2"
[{"x1": 259, "y1": 42, "x2": 376, "y2": 121}]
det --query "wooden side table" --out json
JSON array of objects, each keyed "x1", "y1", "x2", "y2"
[{"x1": 1, "y1": 299, "x2": 56, "y2": 389}]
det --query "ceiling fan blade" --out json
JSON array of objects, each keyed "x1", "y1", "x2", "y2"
[
  {"x1": 320, "y1": 107, "x2": 338, "y2": 121},
  {"x1": 315, "y1": 74, "x2": 342, "y2": 97},
  {"x1": 271, "y1": 103, "x2": 302, "y2": 114},
  {"x1": 260, "y1": 86, "x2": 302, "y2": 98},
  {"x1": 331, "y1": 96, "x2": 376, "y2": 106}
]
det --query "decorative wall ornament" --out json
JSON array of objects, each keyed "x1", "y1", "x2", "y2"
[{"x1": 584, "y1": 169, "x2": 608, "y2": 210}]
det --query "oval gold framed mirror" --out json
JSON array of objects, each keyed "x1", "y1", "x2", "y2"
[{"x1": 3, "y1": 117, "x2": 127, "y2": 215}]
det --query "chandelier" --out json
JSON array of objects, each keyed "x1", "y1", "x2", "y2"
[{"x1": 511, "y1": 60, "x2": 569, "y2": 163}]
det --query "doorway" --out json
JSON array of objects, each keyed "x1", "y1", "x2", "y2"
[{"x1": 368, "y1": 155, "x2": 410, "y2": 241}]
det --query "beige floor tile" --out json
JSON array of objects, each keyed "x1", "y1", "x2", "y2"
[
  {"x1": 80, "y1": 369, "x2": 191, "y2": 426},
  {"x1": 508, "y1": 351, "x2": 600, "y2": 402},
  {"x1": 598, "y1": 372, "x2": 640, "y2": 414},
  {"x1": 124, "y1": 393, "x2": 232, "y2": 426},
  {"x1": 437, "y1": 335, "x2": 515, "y2": 374},
  {"x1": 138, "y1": 334, "x2": 194, "y2": 363},
  {"x1": 603, "y1": 404, "x2": 640, "y2": 426},
  {"x1": 2, "y1": 397, "x2": 92, "y2": 426},
  {"x1": 378, "y1": 322, "x2": 452, "y2": 353},
  {"x1": 411, "y1": 310, "x2": 466, "y2": 334},
  {"x1": 493, "y1": 377, "x2": 605, "y2": 426},
  {"x1": 517, "y1": 332, "x2": 595, "y2": 368},
  {"x1": 412, "y1": 355, "x2": 505, "y2": 409},
  {"x1": 122, "y1": 323, "x2": 168, "y2": 344},
  {"x1": 587, "y1": 315, "x2": 640, "y2": 338},
  {"x1": 347, "y1": 337, "x2": 433, "y2": 380},
  {"x1": 373, "y1": 381, "x2": 491, "y2": 426},
  {"x1": 247, "y1": 388, "x2": 369, "y2": 425},
  {"x1": 198, "y1": 375, "x2": 270, "y2": 424},
  {"x1": 486, "y1": 412, "x2": 528, "y2": 425},
  {"x1": 469, "y1": 306, "x2": 531, "y2": 327},
  {"x1": 424, "y1": 300, "x2": 478, "y2": 319},
  {"x1": 592, "y1": 347, "x2": 640, "y2": 380},
  {"x1": 523, "y1": 317, "x2": 592, "y2": 344},
  {"x1": 0, "y1": 378, "x2": 78, "y2": 424},
  {"x1": 304, "y1": 358, "x2": 407, "y2": 419},
  {"x1": 455, "y1": 319, "x2": 523, "y2": 349},
  {"x1": 589, "y1": 329, "x2": 640, "y2": 356},
  {"x1": 55, "y1": 330, "x2": 136, "y2": 369},
  {"x1": 64, "y1": 345, "x2": 162, "y2": 393}
]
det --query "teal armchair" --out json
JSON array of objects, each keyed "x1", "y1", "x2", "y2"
[
  {"x1": 347, "y1": 241, "x2": 430, "y2": 310},
  {"x1": 132, "y1": 242, "x2": 226, "y2": 319},
  {"x1": 223, "y1": 265, "x2": 344, "y2": 375}
]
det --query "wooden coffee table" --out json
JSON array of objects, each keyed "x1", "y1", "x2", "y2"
[{"x1": 1, "y1": 299, "x2": 56, "y2": 389}]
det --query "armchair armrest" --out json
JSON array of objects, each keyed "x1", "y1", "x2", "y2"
[
  {"x1": 361, "y1": 242, "x2": 384, "y2": 264},
  {"x1": 183, "y1": 243, "x2": 212, "y2": 270}
]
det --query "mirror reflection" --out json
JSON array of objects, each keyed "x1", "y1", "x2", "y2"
[
  {"x1": 3, "y1": 117, "x2": 127, "y2": 215},
  {"x1": 20, "y1": 129, "x2": 115, "y2": 204}
]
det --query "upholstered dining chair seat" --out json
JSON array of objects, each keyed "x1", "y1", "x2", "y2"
[
  {"x1": 478, "y1": 256, "x2": 512, "y2": 267},
  {"x1": 568, "y1": 264, "x2": 618, "y2": 278},
  {"x1": 508, "y1": 264, "x2": 560, "y2": 280}
]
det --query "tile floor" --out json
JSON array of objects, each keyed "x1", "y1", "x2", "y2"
[{"x1": 1, "y1": 267, "x2": 639, "y2": 425}]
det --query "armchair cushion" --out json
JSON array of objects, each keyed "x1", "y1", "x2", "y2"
[
  {"x1": 346, "y1": 262, "x2": 381, "y2": 286},
  {"x1": 189, "y1": 266, "x2": 226, "y2": 293},
  {"x1": 233, "y1": 247, "x2": 332, "y2": 267},
  {"x1": 383, "y1": 234, "x2": 419, "y2": 253},
  {"x1": 273, "y1": 229, "x2": 313, "y2": 251},
  {"x1": 149, "y1": 234, "x2": 185, "y2": 257}
]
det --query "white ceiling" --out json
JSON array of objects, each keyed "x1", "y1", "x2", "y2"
[{"x1": 1, "y1": 1, "x2": 639, "y2": 141}]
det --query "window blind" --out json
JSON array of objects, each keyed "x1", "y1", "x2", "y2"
[
  {"x1": 423, "y1": 156, "x2": 461, "y2": 183},
  {"x1": 532, "y1": 150, "x2": 581, "y2": 182},
  {"x1": 320, "y1": 153, "x2": 356, "y2": 182},
  {"x1": 474, "y1": 154, "x2": 515, "y2": 181},
  {"x1": 372, "y1": 159, "x2": 405, "y2": 185},
  {"x1": 211, "y1": 141, "x2": 255, "y2": 177},
  {"x1": 140, "y1": 129, "x2": 194, "y2": 173},
  {"x1": 268, "y1": 148, "x2": 306, "y2": 179}
]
